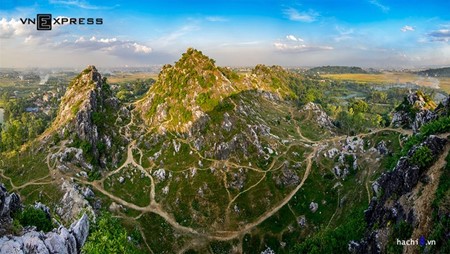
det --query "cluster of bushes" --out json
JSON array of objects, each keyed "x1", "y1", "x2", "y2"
[
  {"x1": 11, "y1": 206, "x2": 54, "y2": 233},
  {"x1": 83, "y1": 213, "x2": 144, "y2": 254}
]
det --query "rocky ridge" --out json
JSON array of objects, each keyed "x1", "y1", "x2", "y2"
[
  {"x1": 0, "y1": 183, "x2": 89, "y2": 253},
  {"x1": 391, "y1": 91, "x2": 449, "y2": 133},
  {"x1": 47, "y1": 65, "x2": 126, "y2": 170},
  {"x1": 0, "y1": 184, "x2": 21, "y2": 236},
  {"x1": 349, "y1": 135, "x2": 448, "y2": 253}
]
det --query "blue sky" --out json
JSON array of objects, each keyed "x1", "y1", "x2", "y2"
[{"x1": 0, "y1": 0, "x2": 449, "y2": 68}]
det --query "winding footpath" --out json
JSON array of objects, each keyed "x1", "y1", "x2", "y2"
[{"x1": 0, "y1": 123, "x2": 418, "y2": 249}]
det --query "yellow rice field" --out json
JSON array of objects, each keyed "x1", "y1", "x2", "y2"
[{"x1": 322, "y1": 72, "x2": 450, "y2": 93}]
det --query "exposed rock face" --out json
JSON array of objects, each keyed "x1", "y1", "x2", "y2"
[
  {"x1": 50, "y1": 65, "x2": 121, "y2": 167},
  {"x1": 349, "y1": 135, "x2": 447, "y2": 253},
  {"x1": 56, "y1": 181, "x2": 94, "y2": 223},
  {"x1": 0, "y1": 184, "x2": 89, "y2": 253},
  {"x1": 391, "y1": 91, "x2": 448, "y2": 133},
  {"x1": 391, "y1": 110, "x2": 411, "y2": 129},
  {"x1": 70, "y1": 213, "x2": 89, "y2": 250},
  {"x1": 0, "y1": 183, "x2": 22, "y2": 236},
  {"x1": 214, "y1": 133, "x2": 250, "y2": 160},
  {"x1": 376, "y1": 141, "x2": 389, "y2": 155},
  {"x1": 275, "y1": 162, "x2": 300, "y2": 187},
  {"x1": 0, "y1": 214, "x2": 89, "y2": 254},
  {"x1": 301, "y1": 102, "x2": 335, "y2": 129},
  {"x1": 412, "y1": 109, "x2": 438, "y2": 133},
  {"x1": 228, "y1": 168, "x2": 246, "y2": 190}
]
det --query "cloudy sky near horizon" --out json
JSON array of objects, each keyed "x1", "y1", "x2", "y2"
[{"x1": 0, "y1": 0, "x2": 449, "y2": 68}]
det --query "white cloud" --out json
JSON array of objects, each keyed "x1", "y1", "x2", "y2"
[
  {"x1": 90, "y1": 36, "x2": 117, "y2": 43},
  {"x1": 0, "y1": 16, "x2": 70, "y2": 40},
  {"x1": 334, "y1": 26, "x2": 354, "y2": 42},
  {"x1": 205, "y1": 16, "x2": 228, "y2": 22},
  {"x1": 283, "y1": 7, "x2": 318, "y2": 22},
  {"x1": 368, "y1": 0, "x2": 390, "y2": 13},
  {"x1": 274, "y1": 42, "x2": 333, "y2": 52},
  {"x1": 286, "y1": 35, "x2": 303, "y2": 42},
  {"x1": 428, "y1": 29, "x2": 450, "y2": 42},
  {"x1": 131, "y1": 43, "x2": 152, "y2": 54},
  {"x1": 274, "y1": 35, "x2": 332, "y2": 53},
  {"x1": 219, "y1": 41, "x2": 261, "y2": 47},
  {"x1": 59, "y1": 36, "x2": 152, "y2": 55},
  {"x1": 0, "y1": 18, "x2": 34, "y2": 38},
  {"x1": 401, "y1": 25, "x2": 415, "y2": 32}
]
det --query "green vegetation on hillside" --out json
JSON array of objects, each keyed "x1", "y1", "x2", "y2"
[
  {"x1": 114, "y1": 78, "x2": 155, "y2": 102},
  {"x1": 15, "y1": 206, "x2": 54, "y2": 232},
  {"x1": 309, "y1": 66, "x2": 369, "y2": 74},
  {"x1": 0, "y1": 99, "x2": 48, "y2": 151},
  {"x1": 82, "y1": 213, "x2": 144, "y2": 254}
]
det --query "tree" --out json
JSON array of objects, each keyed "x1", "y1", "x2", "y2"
[{"x1": 349, "y1": 99, "x2": 369, "y2": 113}]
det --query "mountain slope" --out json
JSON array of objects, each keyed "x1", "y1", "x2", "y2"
[
  {"x1": 136, "y1": 48, "x2": 238, "y2": 133},
  {"x1": 136, "y1": 48, "x2": 299, "y2": 133},
  {"x1": 45, "y1": 65, "x2": 127, "y2": 169}
]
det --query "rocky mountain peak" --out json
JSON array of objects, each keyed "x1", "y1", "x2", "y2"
[
  {"x1": 51, "y1": 65, "x2": 105, "y2": 129},
  {"x1": 138, "y1": 48, "x2": 236, "y2": 133},
  {"x1": 45, "y1": 65, "x2": 121, "y2": 168},
  {"x1": 137, "y1": 48, "x2": 303, "y2": 133},
  {"x1": 175, "y1": 48, "x2": 216, "y2": 70}
]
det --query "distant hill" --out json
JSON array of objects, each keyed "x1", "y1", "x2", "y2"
[
  {"x1": 416, "y1": 67, "x2": 450, "y2": 77},
  {"x1": 309, "y1": 66, "x2": 368, "y2": 74}
]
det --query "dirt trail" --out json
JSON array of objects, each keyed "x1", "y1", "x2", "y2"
[
  {"x1": 0, "y1": 118, "x2": 418, "y2": 247},
  {"x1": 405, "y1": 141, "x2": 450, "y2": 254},
  {"x1": 212, "y1": 146, "x2": 317, "y2": 240},
  {"x1": 83, "y1": 180, "x2": 203, "y2": 237},
  {"x1": 77, "y1": 144, "x2": 319, "y2": 241}
]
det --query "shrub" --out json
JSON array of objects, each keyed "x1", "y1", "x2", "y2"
[
  {"x1": 410, "y1": 146, "x2": 433, "y2": 168},
  {"x1": 82, "y1": 213, "x2": 144, "y2": 254},
  {"x1": 17, "y1": 206, "x2": 53, "y2": 232}
]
